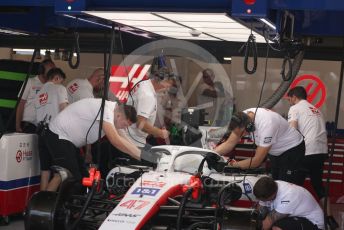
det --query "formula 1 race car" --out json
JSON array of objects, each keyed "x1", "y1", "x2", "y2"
[{"x1": 25, "y1": 145, "x2": 267, "y2": 230}]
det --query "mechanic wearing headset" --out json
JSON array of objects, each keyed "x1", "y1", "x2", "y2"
[
  {"x1": 66, "y1": 68, "x2": 104, "y2": 103},
  {"x1": 287, "y1": 86, "x2": 338, "y2": 230},
  {"x1": 16, "y1": 59, "x2": 56, "y2": 133},
  {"x1": 215, "y1": 108, "x2": 306, "y2": 185},
  {"x1": 124, "y1": 73, "x2": 173, "y2": 147},
  {"x1": 43, "y1": 98, "x2": 160, "y2": 192},
  {"x1": 34, "y1": 68, "x2": 68, "y2": 191},
  {"x1": 253, "y1": 177, "x2": 324, "y2": 230}
]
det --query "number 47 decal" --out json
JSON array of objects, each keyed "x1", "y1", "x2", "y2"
[{"x1": 119, "y1": 200, "x2": 150, "y2": 210}]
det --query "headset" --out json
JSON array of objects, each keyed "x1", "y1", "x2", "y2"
[{"x1": 231, "y1": 112, "x2": 255, "y2": 133}]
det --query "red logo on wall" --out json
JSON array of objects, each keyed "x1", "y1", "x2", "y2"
[
  {"x1": 289, "y1": 74, "x2": 326, "y2": 108},
  {"x1": 16, "y1": 150, "x2": 22, "y2": 163},
  {"x1": 109, "y1": 64, "x2": 151, "y2": 103}
]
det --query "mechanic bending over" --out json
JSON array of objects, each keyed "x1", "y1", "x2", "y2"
[
  {"x1": 287, "y1": 86, "x2": 338, "y2": 229},
  {"x1": 253, "y1": 177, "x2": 324, "y2": 230},
  {"x1": 67, "y1": 68, "x2": 104, "y2": 103},
  {"x1": 124, "y1": 73, "x2": 174, "y2": 147},
  {"x1": 16, "y1": 59, "x2": 56, "y2": 133},
  {"x1": 215, "y1": 108, "x2": 306, "y2": 185},
  {"x1": 43, "y1": 98, "x2": 160, "y2": 192},
  {"x1": 34, "y1": 68, "x2": 68, "y2": 191}
]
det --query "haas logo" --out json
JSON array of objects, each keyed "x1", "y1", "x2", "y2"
[
  {"x1": 68, "y1": 83, "x2": 79, "y2": 94},
  {"x1": 109, "y1": 64, "x2": 151, "y2": 103},
  {"x1": 16, "y1": 150, "x2": 22, "y2": 163},
  {"x1": 39, "y1": 93, "x2": 48, "y2": 105}
]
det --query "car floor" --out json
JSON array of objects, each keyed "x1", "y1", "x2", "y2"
[{"x1": 1, "y1": 204, "x2": 343, "y2": 230}]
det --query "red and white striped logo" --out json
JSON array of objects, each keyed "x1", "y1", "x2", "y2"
[{"x1": 109, "y1": 64, "x2": 151, "y2": 103}]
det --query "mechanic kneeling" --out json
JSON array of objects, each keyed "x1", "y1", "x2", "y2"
[
  {"x1": 253, "y1": 177, "x2": 324, "y2": 230},
  {"x1": 43, "y1": 98, "x2": 159, "y2": 192}
]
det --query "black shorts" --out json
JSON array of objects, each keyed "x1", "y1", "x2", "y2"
[
  {"x1": 21, "y1": 121, "x2": 37, "y2": 134},
  {"x1": 268, "y1": 141, "x2": 306, "y2": 185},
  {"x1": 44, "y1": 129, "x2": 88, "y2": 181},
  {"x1": 38, "y1": 135, "x2": 52, "y2": 171},
  {"x1": 274, "y1": 216, "x2": 320, "y2": 230}
]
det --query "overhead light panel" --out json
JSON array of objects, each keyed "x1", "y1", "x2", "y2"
[
  {"x1": 0, "y1": 28, "x2": 28, "y2": 35},
  {"x1": 259, "y1": 18, "x2": 276, "y2": 30},
  {"x1": 83, "y1": 11, "x2": 269, "y2": 42}
]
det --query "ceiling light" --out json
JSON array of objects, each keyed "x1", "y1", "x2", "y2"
[
  {"x1": 259, "y1": 18, "x2": 276, "y2": 30},
  {"x1": 0, "y1": 28, "x2": 28, "y2": 35},
  {"x1": 223, "y1": 57, "x2": 232, "y2": 61},
  {"x1": 83, "y1": 11, "x2": 269, "y2": 42}
]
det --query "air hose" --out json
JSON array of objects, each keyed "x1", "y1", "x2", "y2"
[
  {"x1": 260, "y1": 49, "x2": 304, "y2": 108},
  {"x1": 64, "y1": 181, "x2": 97, "y2": 230},
  {"x1": 68, "y1": 31, "x2": 80, "y2": 69},
  {"x1": 176, "y1": 188, "x2": 193, "y2": 230},
  {"x1": 239, "y1": 34, "x2": 258, "y2": 75}
]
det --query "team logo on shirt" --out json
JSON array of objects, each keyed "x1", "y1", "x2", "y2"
[
  {"x1": 39, "y1": 93, "x2": 48, "y2": 105},
  {"x1": 263, "y1": 137, "x2": 272, "y2": 144},
  {"x1": 68, "y1": 83, "x2": 79, "y2": 94},
  {"x1": 309, "y1": 107, "x2": 320, "y2": 115}
]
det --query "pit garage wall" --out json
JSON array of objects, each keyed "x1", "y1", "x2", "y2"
[
  {"x1": 231, "y1": 57, "x2": 344, "y2": 129},
  {"x1": 12, "y1": 53, "x2": 344, "y2": 129}
]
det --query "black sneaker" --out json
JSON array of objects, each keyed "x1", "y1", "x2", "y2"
[{"x1": 327, "y1": 215, "x2": 339, "y2": 230}]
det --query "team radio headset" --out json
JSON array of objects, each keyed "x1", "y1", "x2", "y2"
[{"x1": 226, "y1": 112, "x2": 255, "y2": 166}]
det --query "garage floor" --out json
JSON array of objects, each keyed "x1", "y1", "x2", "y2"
[{"x1": 1, "y1": 204, "x2": 343, "y2": 230}]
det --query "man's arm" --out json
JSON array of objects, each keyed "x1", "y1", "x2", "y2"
[
  {"x1": 233, "y1": 146, "x2": 271, "y2": 169},
  {"x1": 262, "y1": 210, "x2": 289, "y2": 230},
  {"x1": 214, "y1": 131, "x2": 241, "y2": 155},
  {"x1": 136, "y1": 115, "x2": 169, "y2": 139},
  {"x1": 15, "y1": 99, "x2": 26, "y2": 132},
  {"x1": 289, "y1": 120, "x2": 298, "y2": 129},
  {"x1": 59, "y1": 102, "x2": 68, "y2": 111},
  {"x1": 103, "y1": 121, "x2": 141, "y2": 160}
]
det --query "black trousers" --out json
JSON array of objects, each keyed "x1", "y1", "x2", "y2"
[
  {"x1": 44, "y1": 129, "x2": 88, "y2": 182},
  {"x1": 300, "y1": 154, "x2": 327, "y2": 199},
  {"x1": 268, "y1": 141, "x2": 306, "y2": 185}
]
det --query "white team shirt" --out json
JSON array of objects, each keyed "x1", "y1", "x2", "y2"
[
  {"x1": 288, "y1": 100, "x2": 328, "y2": 156},
  {"x1": 66, "y1": 78, "x2": 94, "y2": 103},
  {"x1": 49, "y1": 98, "x2": 117, "y2": 148},
  {"x1": 124, "y1": 80, "x2": 157, "y2": 147},
  {"x1": 260, "y1": 181, "x2": 324, "y2": 229},
  {"x1": 35, "y1": 82, "x2": 68, "y2": 124},
  {"x1": 244, "y1": 108, "x2": 303, "y2": 156},
  {"x1": 19, "y1": 76, "x2": 44, "y2": 125}
]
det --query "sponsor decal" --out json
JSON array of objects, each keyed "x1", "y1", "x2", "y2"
[
  {"x1": 142, "y1": 181, "x2": 166, "y2": 188},
  {"x1": 16, "y1": 149, "x2": 33, "y2": 163},
  {"x1": 243, "y1": 182, "x2": 252, "y2": 193},
  {"x1": 39, "y1": 93, "x2": 48, "y2": 105},
  {"x1": 309, "y1": 107, "x2": 320, "y2": 115},
  {"x1": 132, "y1": 187, "x2": 160, "y2": 196},
  {"x1": 281, "y1": 200, "x2": 290, "y2": 204},
  {"x1": 263, "y1": 137, "x2": 272, "y2": 144},
  {"x1": 119, "y1": 199, "x2": 150, "y2": 210},
  {"x1": 68, "y1": 83, "x2": 79, "y2": 94},
  {"x1": 112, "y1": 213, "x2": 141, "y2": 218}
]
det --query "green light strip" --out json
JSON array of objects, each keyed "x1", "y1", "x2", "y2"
[
  {"x1": 0, "y1": 99, "x2": 17, "y2": 108},
  {"x1": 0, "y1": 71, "x2": 33, "y2": 81}
]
